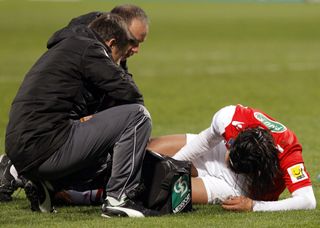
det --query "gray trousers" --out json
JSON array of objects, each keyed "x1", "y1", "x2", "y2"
[{"x1": 37, "y1": 104, "x2": 151, "y2": 199}]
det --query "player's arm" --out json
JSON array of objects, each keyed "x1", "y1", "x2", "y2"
[
  {"x1": 255, "y1": 143, "x2": 317, "y2": 211},
  {"x1": 173, "y1": 128, "x2": 220, "y2": 161},
  {"x1": 222, "y1": 186, "x2": 316, "y2": 212},
  {"x1": 173, "y1": 106, "x2": 234, "y2": 161},
  {"x1": 253, "y1": 186, "x2": 316, "y2": 211},
  {"x1": 223, "y1": 145, "x2": 317, "y2": 212}
]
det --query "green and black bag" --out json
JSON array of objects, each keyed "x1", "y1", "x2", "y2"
[{"x1": 140, "y1": 150, "x2": 192, "y2": 215}]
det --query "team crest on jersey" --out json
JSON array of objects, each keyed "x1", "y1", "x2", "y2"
[
  {"x1": 254, "y1": 112, "x2": 287, "y2": 133},
  {"x1": 287, "y1": 163, "x2": 308, "y2": 183}
]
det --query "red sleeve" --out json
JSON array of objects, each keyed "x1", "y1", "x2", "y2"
[{"x1": 279, "y1": 143, "x2": 312, "y2": 193}]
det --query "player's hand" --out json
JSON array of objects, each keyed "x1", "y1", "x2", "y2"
[{"x1": 221, "y1": 195, "x2": 253, "y2": 212}]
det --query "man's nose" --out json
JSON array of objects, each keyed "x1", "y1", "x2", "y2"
[{"x1": 131, "y1": 46, "x2": 139, "y2": 54}]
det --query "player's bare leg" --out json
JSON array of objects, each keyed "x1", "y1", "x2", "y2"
[
  {"x1": 191, "y1": 178, "x2": 208, "y2": 204},
  {"x1": 147, "y1": 134, "x2": 186, "y2": 157}
]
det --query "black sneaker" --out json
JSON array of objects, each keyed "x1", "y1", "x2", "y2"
[
  {"x1": 0, "y1": 154, "x2": 18, "y2": 202},
  {"x1": 24, "y1": 180, "x2": 56, "y2": 213},
  {"x1": 101, "y1": 196, "x2": 159, "y2": 218}
]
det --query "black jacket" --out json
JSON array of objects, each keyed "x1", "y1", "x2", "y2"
[
  {"x1": 47, "y1": 12, "x2": 130, "y2": 113},
  {"x1": 5, "y1": 23, "x2": 143, "y2": 174}
]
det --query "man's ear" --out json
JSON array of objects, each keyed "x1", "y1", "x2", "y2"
[{"x1": 105, "y1": 38, "x2": 116, "y2": 48}]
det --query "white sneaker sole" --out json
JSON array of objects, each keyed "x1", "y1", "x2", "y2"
[{"x1": 101, "y1": 206, "x2": 145, "y2": 218}]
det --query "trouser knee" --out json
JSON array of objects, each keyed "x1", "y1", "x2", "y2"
[
  {"x1": 127, "y1": 104, "x2": 152, "y2": 128},
  {"x1": 131, "y1": 104, "x2": 151, "y2": 119}
]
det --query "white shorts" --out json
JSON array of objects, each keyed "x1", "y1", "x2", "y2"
[{"x1": 186, "y1": 134, "x2": 245, "y2": 204}]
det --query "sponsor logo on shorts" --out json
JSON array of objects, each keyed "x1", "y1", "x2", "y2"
[
  {"x1": 254, "y1": 112, "x2": 287, "y2": 133},
  {"x1": 287, "y1": 163, "x2": 308, "y2": 183}
]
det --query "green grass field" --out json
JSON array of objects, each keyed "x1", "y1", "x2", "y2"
[{"x1": 1, "y1": 0, "x2": 320, "y2": 227}]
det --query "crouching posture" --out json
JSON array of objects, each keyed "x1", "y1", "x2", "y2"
[
  {"x1": 4, "y1": 13, "x2": 157, "y2": 217},
  {"x1": 148, "y1": 104, "x2": 317, "y2": 212}
]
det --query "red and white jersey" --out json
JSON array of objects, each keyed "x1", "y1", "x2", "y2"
[{"x1": 211, "y1": 104, "x2": 312, "y2": 200}]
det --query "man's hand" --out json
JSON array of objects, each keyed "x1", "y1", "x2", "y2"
[{"x1": 222, "y1": 195, "x2": 253, "y2": 212}]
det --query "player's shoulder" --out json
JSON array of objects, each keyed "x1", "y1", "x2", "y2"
[{"x1": 211, "y1": 105, "x2": 236, "y2": 135}]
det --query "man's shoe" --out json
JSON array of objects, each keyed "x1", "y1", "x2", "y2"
[
  {"x1": 0, "y1": 154, "x2": 17, "y2": 202},
  {"x1": 101, "y1": 196, "x2": 159, "y2": 218},
  {"x1": 24, "y1": 180, "x2": 56, "y2": 213}
]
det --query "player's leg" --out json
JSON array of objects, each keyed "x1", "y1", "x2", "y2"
[
  {"x1": 190, "y1": 140, "x2": 243, "y2": 204},
  {"x1": 54, "y1": 189, "x2": 105, "y2": 205},
  {"x1": 193, "y1": 175, "x2": 242, "y2": 205},
  {"x1": 191, "y1": 177, "x2": 208, "y2": 204},
  {"x1": 147, "y1": 134, "x2": 186, "y2": 157}
]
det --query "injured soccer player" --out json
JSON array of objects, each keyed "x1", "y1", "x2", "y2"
[{"x1": 148, "y1": 104, "x2": 317, "y2": 212}]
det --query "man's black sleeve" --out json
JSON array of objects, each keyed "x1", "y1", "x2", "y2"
[{"x1": 82, "y1": 42, "x2": 144, "y2": 105}]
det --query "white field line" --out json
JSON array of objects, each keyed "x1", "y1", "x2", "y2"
[
  {"x1": 204, "y1": 62, "x2": 320, "y2": 75},
  {"x1": 0, "y1": 62, "x2": 318, "y2": 81},
  {"x1": 137, "y1": 61, "x2": 320, "y2": 77},
  {"x1": 27, "y1": 0, "x2": 81, "y2": 2}
]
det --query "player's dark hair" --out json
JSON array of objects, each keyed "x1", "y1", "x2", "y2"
[
  {"x1": 89, "y1": 13, "x2": 135, "y2": 50},
  {"x1": 111, "y1": 4, "x2": 149, "y2": 25},
  {"x1": 228, "y1": 127, "x2": 281, "y2": 200}
]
